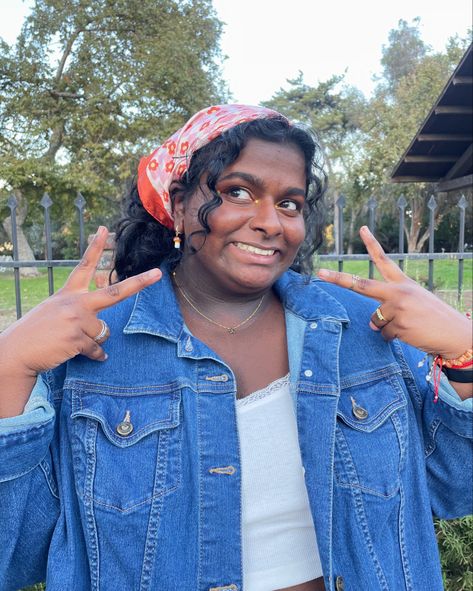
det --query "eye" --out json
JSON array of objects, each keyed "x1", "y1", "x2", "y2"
[
  {"x1": 277, "y1": 199, "x2": 302, "y2": 213},
  {"x1": 223, "y1": 187, "x2": 252, "y2": 202}
]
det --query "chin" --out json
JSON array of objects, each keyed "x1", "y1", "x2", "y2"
[{"x1": 226, "y1": 267, "x2": 284, "y2": 293}]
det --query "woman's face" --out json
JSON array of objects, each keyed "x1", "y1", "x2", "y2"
[{"x1": 175, "y1": 138, "x2": 307, "y2": 296}]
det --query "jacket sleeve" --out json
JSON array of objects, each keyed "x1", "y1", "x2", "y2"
[
  {"x1": 392, "y1": 340, "x2": 473, "y2": 519},
  {"x1": 0, "y1": 373, "x2": 60, "y2": 590}
]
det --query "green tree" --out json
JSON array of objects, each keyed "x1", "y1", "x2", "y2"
[
  {"x1": 0, "y1": 0, "x2": 227, "y2": 272},
  {"x1": 379, "y1": 17, "x2": 429, "y2": 91},
  {"x1": 358, "y1": 22, "x2": 471, "y2": 252}
]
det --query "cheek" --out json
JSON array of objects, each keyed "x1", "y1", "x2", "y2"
[{"x1": 288, "y1": 219, "x2": 306, "y2": 247}]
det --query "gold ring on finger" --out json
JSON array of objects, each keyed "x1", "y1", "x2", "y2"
[
  {"x1": 93, "y1": 319, "x2": 110, "y2": 344},
  {"x1": 375, "y1": 306, "x2": 388, "y2": 323}
]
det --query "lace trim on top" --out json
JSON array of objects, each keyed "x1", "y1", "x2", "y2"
[{"x1": 236, "y1": 374, "x2": 290, "y2": 408}]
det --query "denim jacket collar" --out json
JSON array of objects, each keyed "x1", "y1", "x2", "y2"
[{"x1": 123, "y1": 267, "x2": 350, "y2": 341}]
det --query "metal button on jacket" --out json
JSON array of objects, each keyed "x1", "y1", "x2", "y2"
[
  {"x1": 335, "y1": 575, "x2": 345, "y2": 591},
  {"x1": 350, "y1": 396, "x2": 369, "y2": 420},
  {"x1": 116, "y1": 410, "x2": 133, "y2": 436}
]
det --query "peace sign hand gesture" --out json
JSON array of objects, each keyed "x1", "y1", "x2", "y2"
[
  {"x1": 0, "y1": 227, "x2": 162, "y2": 417},
  {"x1": 317, "y1": 226, "x2": 471, "y2": 364}
]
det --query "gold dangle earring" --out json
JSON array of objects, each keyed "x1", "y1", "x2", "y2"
[{"x1": 173, "y1": 226, "x2": 182, "y2": 249}]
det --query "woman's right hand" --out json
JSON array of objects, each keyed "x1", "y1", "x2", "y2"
[{"x1": 0, "y1": 227, "x2": 162, "y2": 417}]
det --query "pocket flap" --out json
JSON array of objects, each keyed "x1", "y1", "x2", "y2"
[
  {"x1": 71, "y1": 383, "x2": 180, "y2": 447},
  {"x1": 337, "y1": 369, "x2": 406, "y2": 433}
]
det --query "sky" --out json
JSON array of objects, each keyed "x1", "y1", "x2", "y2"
[{"x1": 0, "y1": 0, "x2": 471, "y2": 104}]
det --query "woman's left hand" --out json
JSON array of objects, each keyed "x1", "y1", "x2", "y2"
[{"x1": 317, "y1": 226, "x2": 471, "y2": 362}]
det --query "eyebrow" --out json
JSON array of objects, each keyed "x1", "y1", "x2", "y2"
[{"x1": 218, "y1": 172, "x2": 306, "y2": 198}]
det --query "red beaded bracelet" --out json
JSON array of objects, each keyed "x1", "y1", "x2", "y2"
[{"x1": 430, "y1": 350, "x2": 473, "y2": 403}]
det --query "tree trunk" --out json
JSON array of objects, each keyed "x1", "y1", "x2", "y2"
[
  {"x1": 2, "y1": 189, "x2": 39, "y2": 277},
  {"x1": 406, "y1": 195, "x2": 425, "y2": 253}
]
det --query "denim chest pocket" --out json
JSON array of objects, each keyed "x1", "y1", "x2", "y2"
[
  {"x1": 70, "y1": 382, "x2": 182, "y2": 513},
  {"x1": 334, "y1": 367, "x2": 408, "y2": 498}
]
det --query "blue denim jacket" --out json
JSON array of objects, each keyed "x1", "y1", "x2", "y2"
[{"x1": 1, "y1": 269, "x2": 472, "y2": 591}]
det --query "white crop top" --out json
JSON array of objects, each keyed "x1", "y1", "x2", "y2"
[{"x1": 235, "y1": 375, "x2": 323, "y2": 591}]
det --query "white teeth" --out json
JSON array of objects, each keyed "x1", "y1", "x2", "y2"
[{"x1": 234, "y1": 242, "x2": 275, "y2": 256}]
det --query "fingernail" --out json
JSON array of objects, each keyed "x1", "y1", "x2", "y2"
[
  {"x1": 147, "y1": 268, "x2": 162, "y2": 279},
  {"x1": 361, "y1": 226, "x2": 371, "y2": 235},
  {"x1": 318, "y1": 269, "x2": 330, "y2": 278},
  {"x1": 102, "y1": 353, "x2": 108, "y2": 361}
]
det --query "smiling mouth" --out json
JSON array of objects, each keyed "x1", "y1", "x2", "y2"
[{"x1": 234, "y1": 242, "x2": 276, "y2": 256}]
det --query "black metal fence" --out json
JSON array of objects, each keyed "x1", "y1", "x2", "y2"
[{"x1": 1, "y1": 192, "x2": 472, "y2": 321}]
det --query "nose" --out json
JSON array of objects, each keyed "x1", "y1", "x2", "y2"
[{"x1": 248, "y1": 197, "x2": 283, "y2": 237}]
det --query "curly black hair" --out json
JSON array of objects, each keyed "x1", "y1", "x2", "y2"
[{"x1": 113, "y1": 116, "x2": 327, "y2": 280}]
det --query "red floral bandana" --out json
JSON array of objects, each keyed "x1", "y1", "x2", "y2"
[{"x1": 137, "y1": 104, "x2": 286, "y2": 229}]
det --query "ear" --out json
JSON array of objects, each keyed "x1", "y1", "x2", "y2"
[{"x1": 170, "y1": 181, "x2": 186, "y2": 231}]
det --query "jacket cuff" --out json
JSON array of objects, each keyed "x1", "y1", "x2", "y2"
[
  {"x1": 0, "y1": 376, "x2": 55, "y2": 482},
  {"x1": 433, "y1": 372, "x2": 473, "y2": 438},
  {"x1": 0, "y1": 375, "x2": 55, "y2": 434}
]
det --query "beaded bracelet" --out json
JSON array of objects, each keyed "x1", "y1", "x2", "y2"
[
  {"x1": 421, "y1": 347, "x2": 473, "y2": 403},
  {"x1": 442, "y1": 348, "x2": 473, "y2": 368}
]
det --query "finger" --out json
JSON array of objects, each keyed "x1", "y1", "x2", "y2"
[
  {"x1": 86, "y1": 268, "x2": 163, "y2": 312},
  {"x1": 88, "y1": 319, "x2": 110, "y2": 345},
  {"x1": 317, "y1": 268, "x2": 388, "y2": 301},
  {"x1": 79, "y1": 336, "x2": 108, "y2": 362},
  {"x1": 379, "y1": 321, "x2": 400, "y2": 342},
  {"x1": 359, "y1": 226, "x2": 405, "y2": 283},
  {"x1": 370, "y1": 305, "x2": 392, "y2": 331},
  {"x1": 63, "y1": 226, "x2": 109, "y2": 291}
]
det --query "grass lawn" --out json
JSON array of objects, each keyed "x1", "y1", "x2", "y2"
[{"x1": 0, "y1": 258, "x2": 471, "y2": 331}]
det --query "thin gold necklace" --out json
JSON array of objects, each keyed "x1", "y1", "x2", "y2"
[{"x1": 173, "y1": 272, "x2": 265, "y2": 334}]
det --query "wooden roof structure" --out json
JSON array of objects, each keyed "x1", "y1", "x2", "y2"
[{"x1": 391, "y1": 43, "x2": 472, "y2": 192}]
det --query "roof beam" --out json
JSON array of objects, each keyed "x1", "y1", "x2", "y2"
[
  {"x1": 452, "y1": 76, "x2": 473, "y2": 85},
  {"x1": 417, "y1": 133, "x2": 472, "y2": 142},
  {"x1": 434, "y1": 106, "x2": 473, "y2": 115},
  {"x1": 403, "y1": 155, "x2": 457, "y2": 163},
  {"x1": 391, "y1": 176, "x2": 439, "y2": 183},
  {"x1": 444, "y1": 144, "x2": 473, "y2": 180},
  {"x1": 436, "y1": 174, "x2": 473, "y2": 192}
]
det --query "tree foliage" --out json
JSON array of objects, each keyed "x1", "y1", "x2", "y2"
[
  {"x1": 0, "y1": 0, "x2": 227, "y2": 266},
  {"x1": 264, "y1": 20, "x2": 471, "y2": 253}
]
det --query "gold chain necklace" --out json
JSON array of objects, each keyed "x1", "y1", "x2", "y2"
[{"x1": 173, "y1": 273, "x2": 265, "y2": 334}]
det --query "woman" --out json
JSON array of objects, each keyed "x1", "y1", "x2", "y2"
[{"x1": 0, "y1": 104, "x2": 471, "y2": 591}]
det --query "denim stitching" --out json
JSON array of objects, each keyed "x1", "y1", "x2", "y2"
[
  {"x1": 391, "y1": 411, "x2": 407, "y2": 475},
  {"x1": 335, "y1": 415, "x2": 401, "y2": 498},
  {"x1": 140, "y1": 428, "x2": 170, "y2": 589},
  {"x1": 39, "y1": 457, "x2": 59, "y2": 499},
  {"x1": 84, "y1": 418, "x2": 100, "y2": 590},
  {"x1": 351, "y1": 485, "x2": 390, "y2": 590},
  {"x1": 425, "y1": 419, "x2": 441, "y2": 458},
  {"x1": 83, "y1": 484, "x2": 180, "y2": 513},
  {"x1": 0, "y1": 463, "x2": 39, "y2": 483},
  {"x1": 398, "y1": 482, "x2": 414, "y2": 591},
  {"x1": 231, "y1": 382, "x2": 243, "y2": 590},
  {"x1": 391, "y1": 341, "x2": 424, "y2": 408},
  {"x1": 325, "y1": 319, "x2": 343, "y2": 586},
  {"x1": 340, "y1": 363, "x2": 402, "y2": 389}
]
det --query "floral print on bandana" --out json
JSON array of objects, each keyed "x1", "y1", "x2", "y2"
[{"x1": 137, "y1": 104, "x2": 286, "y2": 229}]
